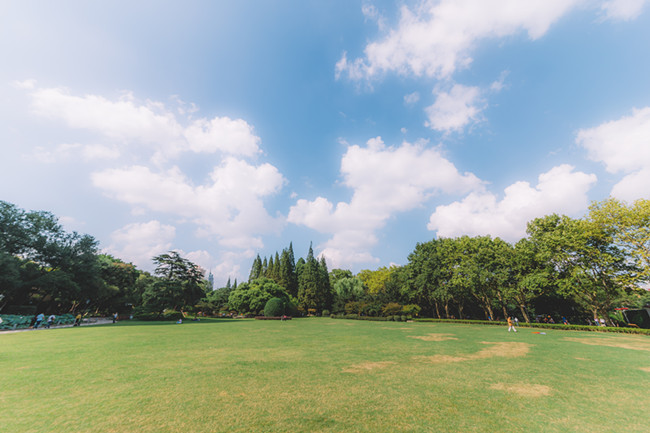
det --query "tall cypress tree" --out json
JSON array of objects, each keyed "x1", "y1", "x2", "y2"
[
  {"x1": 249, "y1": 255, "x2": 262, "y2": 281},
  {"x1": 318, "y1": 256, "x2": 332, "y2": 311},
  {"x1": 298, "y1": 243, "x2": 320, "y2": 313},
  {"x1": 286, "y1": 243, "x2": 298, "y2": 296},
  {"x1": 273, "y1": 252, "x2": 281, "y2": 282},
  {"x1": 266, "y1": 256, "x2": 274, "y2": 279}
]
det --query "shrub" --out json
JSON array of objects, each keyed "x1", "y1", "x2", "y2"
[
  {"x1": 402, "y1": 304, "x2": 421, "y2": 317},
  {"x1": 382, "y1": 302, "x2": 403, "y2": 316},
  {"x1": 264, "y1": 298, "x2": 286, "y2": 317},
  {"x1": 133, "y1": 310, "x2": 183, "y2": 321},
  {"x1": 321, "y1": 309, "x2": 330, "y2": 317}
]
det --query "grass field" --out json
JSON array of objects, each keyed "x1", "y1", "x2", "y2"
[{"x1": 2, "y1": 318, "x2": 649, "y2": 433}]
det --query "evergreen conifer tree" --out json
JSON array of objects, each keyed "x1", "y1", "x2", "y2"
[{"x1": 249, "y1": 255, "x2": 262, "y2": 281}]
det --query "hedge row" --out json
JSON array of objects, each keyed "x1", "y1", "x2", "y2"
[
  {"x1": 0, "y1": 313, "x2": 76, "y2": 330},
  {"x1": 133, "y1": 311, "x2": 184, "y2": 321},
  {"x1": 413, "y1": 318, "x2": 650, "y2": 335}
]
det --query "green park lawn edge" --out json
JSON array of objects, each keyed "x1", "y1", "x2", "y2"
[{"x1": 329, "y1": 314, "x2": 650, "y2": 335}]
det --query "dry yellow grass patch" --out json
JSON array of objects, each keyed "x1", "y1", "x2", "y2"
[
  {"x1": 564, "y1": 336, "x2": 650, "y2": 352},
  {"x1": 490, "y1": 383, "x2": 552, "y2": 397},
  {"x1": 414, "y1": 342, "x2": 531, "y2": 364},
  {"x1": 342, "y1": 361, "x2": 396, "y2": 373},
  {"x1": 381, "y1": 327, "x2": 414, "y2": 330},
  {"x1": 408, "y1": 333, "x2": 458, "y2": 342},
  {"x1": 640, "y1": 367, "x2": 650, "y2": 372}
]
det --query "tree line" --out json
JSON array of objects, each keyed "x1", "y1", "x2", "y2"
[
  {"x1": 0, "y1": 200, "x2": 210, "y2": 317},
  {"x1": 217, "y1": 198, "x2": 649, "y2": 326},
  {"x1": 1, "y1": 198, "x2": 648, "y2": 325}
]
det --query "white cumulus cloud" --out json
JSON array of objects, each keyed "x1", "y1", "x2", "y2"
[
  {"x1": 337, "y1": 0, "x2": 644, "y2": 83},
  {"x1": 425, "y1": 84, "x2": 484, "y2": 132},
  {"x1": 288, "y1": 137, "x2": 483, "y2": 267},
  {"x1": 428, "y1": 164, "x2": 597, "y2": 242},
  {"x1": 106, "y1": 220, "x2": 176, "y2": 270},
  {"x1": 600, "y1": 0, "x2": 648, "y2": 20},
  {"x1": 336, "y1": 0, "x2": 583, "y2": 81},
  {"x1": 23, "y1": 83, "x2": 261, "y2": 162},
  {"x1": 576, "y1": 106, "x2": 650, "y2": 201},
  {"x1": 92, "y1": 158, "x2": 286, "y2": 249}
]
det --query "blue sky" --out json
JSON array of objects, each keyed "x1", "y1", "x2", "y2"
[{"x1": 2, "y1": 0, "x2": 650, "y2": 285}]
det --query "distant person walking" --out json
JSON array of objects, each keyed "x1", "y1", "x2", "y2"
[
  {"x1": 74, "y1": 313, "x2": 82, "y2": 326},
  {"x1": 34, "y1": 313, "x2": 44, "y2": 329},
  {"x1": 507, "y1": 316, "x2": 517, "y2": 333},
  {"x1": 46, "y1": 314, "x2": 55, "y2": 328},
  {"x1": 112, "y1": 312, "x2": 118, "y2": 323}
]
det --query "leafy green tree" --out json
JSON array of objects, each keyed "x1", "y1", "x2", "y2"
[
  {"x1": 0, "y1": 252, "x2": 23, "y2": 311},
  {"x1": 527, "y1": 214, "x2": 633, "y2": 325},
  {"x1": 506, "y1": 239, "x2": 551, "y2": 323},
  {"x1": 588, "y1": 198, "x2": 650, "y2": 286},
  {"x1": 329, "y1": 269, "x2": 353, "y2": 288},
  {"x1": 227, "y1": 277, "x2": 290, "y2": 314},
  {"x1": 332, "y1": 276, "x2": 365, "y2": 313},
  {"x1": 96, "y1": 254, "x2": 140, "y2": 313},
  {"x1": 405, "y1": 238, "x2": 454, "y2": 317},
  {"x1": 147, "y1": 251, "x2": 207, "y2": 312}
]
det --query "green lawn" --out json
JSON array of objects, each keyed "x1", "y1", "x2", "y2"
[{"x1": 2, "y1": 318, "x2": 649, "y2": 432}]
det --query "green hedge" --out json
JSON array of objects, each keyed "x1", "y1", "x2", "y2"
[
  {"x1": 0, "y1": 313, "x2": 76, "y2": 330},
  {"x1": 413, "y1": 318, "x2": 650, "y2": 335},
  {"x1": 133, "y1": 311, "x2": 184, "y2": 321}
]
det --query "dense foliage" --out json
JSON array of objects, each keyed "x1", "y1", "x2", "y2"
[
  {"x1": 0, "y1": 200, "x2": 209, "y2": 318},
  {"x1": 2, "y1": 198, "x2": 649, "y2": 327}
]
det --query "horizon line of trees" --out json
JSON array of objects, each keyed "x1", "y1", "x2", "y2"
[{"x1": 2, "y1": 198, "x2": 649, "y2": 326}]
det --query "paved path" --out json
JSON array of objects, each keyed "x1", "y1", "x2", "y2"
[{"x1": 0, "y1": 318, "x2": 115, "y2": 334}]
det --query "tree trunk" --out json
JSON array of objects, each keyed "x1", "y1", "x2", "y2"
[
  {"x1": 485, "y1": 302, "x2": 494, "y2": 321},
  {"x1": 519, "y1": 304, "x2": 530, "y2": 323},
  {"x1": 434, "y1": 301, "x2": 441, "y2": 319},
  {"x1": 444, "y1": 302, "x2": 450, "y2": 319},
  {"x1": 457, "y1": 303, "x2": 464, "y2": 320}
]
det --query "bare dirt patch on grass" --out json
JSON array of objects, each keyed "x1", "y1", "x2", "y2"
[
  {"x1": 342, "y1": 361, "x2": 396, "y2": 373},
  {"x1": 640, "y1": 367, "x2": 650, "y2": 372},
  {"x1": 415, "y1": 342, "x2": 531, "y2": 364},
  {"x1": 564, "y1": 336, "x2": 650, "y2": 352},
  {"x1": 490, "y1": 383, "x2": 552, "y2": 397},
  {"x1": 408, "y1": 333, "x2": 458, "y2": 342}
]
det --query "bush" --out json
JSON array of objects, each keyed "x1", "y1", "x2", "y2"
[
  {"x1": 133, "y1": 310, "x2": 183, "y2": 321},
  {"x1": 264, "y1": 298, "x2": 286, "y2": 317},
  {"x1": 402, "y1": 304, "x2": 421, "y2": 317},
  {"x1": 321, "y1": 309, "x2": 330, "y2": 317},
  {"x1": 382, "y1": 302, "x2": 403, "y2": 316}
]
